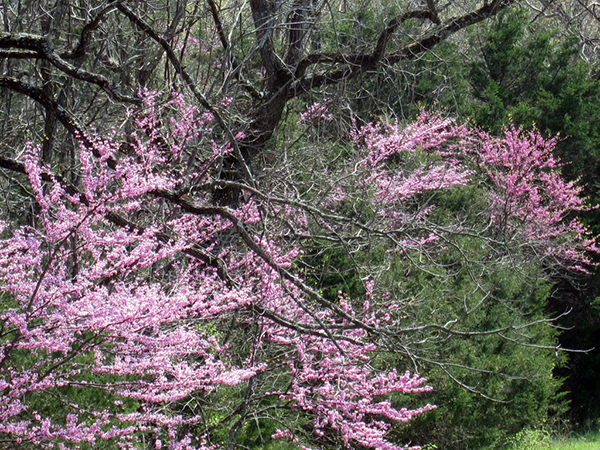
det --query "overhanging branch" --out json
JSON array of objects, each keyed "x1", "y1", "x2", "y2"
[
  {"x1": 0, "y1": 75, "x2": 92, "y2": 147},
  {"x1": 290, "y1": 0, "x2": 516, "y2": 97},
  {"x1": 0, "y1": 32, "x2": 140, "y2": 104}
]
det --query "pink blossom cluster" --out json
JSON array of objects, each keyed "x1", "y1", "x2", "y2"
[
  {"x1": 268, "y1": 300, "x2": 435, "y2": 450},
  {"x1": 328, "y1": 112, "x2": 597, "y2": 263},
  {"x1": 469, "y1": 127, "x2": 598, "y2": 270},
  {"x1": 0, "y1": 93, "x2": 257, "y2": 448},
  {"x1": 323, "y1": 113, "x2": 475, "y2": 251},
  {"x1": 297, "y1": 99, "x2": 334, "y2": 124}
]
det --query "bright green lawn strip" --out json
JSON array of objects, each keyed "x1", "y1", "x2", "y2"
[
  {"x1": 547, "y1": 433, "x2": 600, "y2": 450},
  {"x1": 505, "y1": 431, "x2": 600, "y2": 450}
]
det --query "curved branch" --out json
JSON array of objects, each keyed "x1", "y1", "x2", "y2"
[
  {"x1": 207, "y1": 0, "x2": 230, "y2": 54},
  {"x1": 373, "y1": 9, "x2": 440, "y2": 61},
  {"x1": 0, "y1": 32, "x2": 43, "y2": 50},
  {"x1": 0, "y1": 31, "x2": 140, "y2": 104},
  {"x1": 115, "y1": 4, "x2": 216, "y2": 115},
  {"x1": 41, "y1": 42, "x2": 141, "y2": 104},
  {"x1": 290, "y1": 0, "x2": 515, "y2": 98},
  {"x1": 292, "y1": 9, "x2": 439, "y2": 80},
  {"x1": 60, "y1": 0, "x2": 125, "y2": 60},
  {"x1": 384, "y1": 0, "x2": 515, "y2": 65},
  {"x1": 0, "y1": 75, "x2": 92, "y2": 147}
]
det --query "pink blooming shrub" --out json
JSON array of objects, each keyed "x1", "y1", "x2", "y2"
[
  {"x1": 329, "y1": 112, "x2": 596, "y2": 265},
  {"x1": 0, "y1": 101, "x2": 260, "y2": 448},
  {"x1": 469, "y1": 127, "x2": 597, "y2": 271},
  {"x1": 0, "y1": 97, "x2": 595, "y2": 450}
]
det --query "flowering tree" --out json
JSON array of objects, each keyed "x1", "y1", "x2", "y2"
[
  {"x1": 0, "y1": 1, "x2": 596, "y2": 448},
  {"x1": 0, "y1": 89, "x2": 594, "y2": 449}
]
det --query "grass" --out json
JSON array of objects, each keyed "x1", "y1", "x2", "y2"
[
  {"x1": 546, "y1": 433, "x2": 600, "y2": 450},
  {"x1": 506, "y1": 430, "x2": 600, "y2": 450}
]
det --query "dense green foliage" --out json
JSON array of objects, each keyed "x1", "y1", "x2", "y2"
[
  {"x1": 294, "y1": 130, "x2": 569, "y2": 449},
  {"x1": 302, "y1": 8, "x2": 600, "y2": 446},
  {"x1": 378, "y1": 6, "x2": 600, "y2": 439}
]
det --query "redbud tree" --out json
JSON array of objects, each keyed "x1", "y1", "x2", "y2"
[{"x1": 0, "y1": 91, "x2": 595, "y2": 450}]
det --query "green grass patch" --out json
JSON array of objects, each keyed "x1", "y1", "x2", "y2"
[
  {"x1": 506, "y1": 430, "x2": 600, "y2": 450},
  {"x1": 547, "y1": 433, "x2": 600, "y2": 450}
]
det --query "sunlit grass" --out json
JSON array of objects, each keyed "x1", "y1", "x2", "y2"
[
  {"x1": 547, "y1": 433, "x2": 600, "y2": 450},
  {"x1": 505, "y1": 430, "x2": 600, "y2": 450}
]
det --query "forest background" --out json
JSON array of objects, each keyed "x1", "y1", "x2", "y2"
[{"x1": 1, "y1": 0, "x2": 600, "y2": 449}]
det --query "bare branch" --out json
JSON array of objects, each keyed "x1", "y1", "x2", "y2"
[
  {"x1": 0, "y1": 75, "x2": 91, "y2": 146},
  {"x1": 290, "y1": 0, "x2": 516, "y2": 97},
  {"x1": 60, "y1": 0, "x2": 125, "y2": 60},
  {"x1": 0, "y1": 32, "x2": 140, "y2": 104}
]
